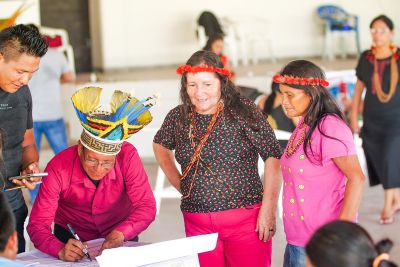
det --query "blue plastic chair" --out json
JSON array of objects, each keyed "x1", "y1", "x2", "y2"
[{"x1": 317, "y1": 5, "x2": 361, "y2": 60}]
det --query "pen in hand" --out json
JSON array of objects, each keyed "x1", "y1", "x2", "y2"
[{"x1": 67, "y1": 223, "x2": 92, "y2": 261}]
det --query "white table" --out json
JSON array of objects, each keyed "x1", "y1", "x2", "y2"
[{"x1": 16, "y1": 234, "x2": 220, "y2": 267}]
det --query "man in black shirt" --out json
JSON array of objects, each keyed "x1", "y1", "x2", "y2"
[{"x1": 0, "y1": 24, "x2": 48, "y2": 253}]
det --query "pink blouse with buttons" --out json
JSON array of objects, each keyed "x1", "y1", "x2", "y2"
[{"x1": 280, "y1": 114, "x2": 356, "y2": 247}]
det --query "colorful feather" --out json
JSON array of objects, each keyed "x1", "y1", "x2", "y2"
[{"x1": 71, "y1": 87, "x2": 155, "y2": 141}]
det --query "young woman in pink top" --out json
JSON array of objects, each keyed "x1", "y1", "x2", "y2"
[{"x1": 274, "y1": 60, "x2": 366, "y2": 267}]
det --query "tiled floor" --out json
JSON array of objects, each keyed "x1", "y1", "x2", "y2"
[{"x1": 29, "y1": 57, "x2": 400, "y2": 266}]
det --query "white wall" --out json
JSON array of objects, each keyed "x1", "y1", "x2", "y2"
[{"x1": 89, "y1": 0, "x2": 400, "y2": 70}]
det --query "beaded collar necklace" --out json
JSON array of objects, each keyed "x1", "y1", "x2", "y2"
[
  {"x1": 367, "y1": 43, "x2": 399, "y2": 103},
  {"x1": 285, "y1": 119, "x2": 308, "y2": 158},
  {"x1": 181, "y1": 101, "x2": 224, "y2": 199}
]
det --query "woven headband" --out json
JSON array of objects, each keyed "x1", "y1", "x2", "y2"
[
  {"x1": 80, "y1": 130, "x2": 122, "y2": 155},
  {"x1": 273, "y1": 74, "x2": 329, "y2": 88},
  {"x1": 176, "y1": 64, "x2": 232, "y2": 78}
]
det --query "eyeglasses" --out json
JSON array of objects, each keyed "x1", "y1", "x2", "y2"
[
  {"x1": 84, "y1": 158, "x2": 115, "y2": 169},
  {"x1": 370, "y1": 28, "x2": 388, "y2": 34},
  {"x1": 81, "y1": 148, "x2": 115, "y2": 169}
]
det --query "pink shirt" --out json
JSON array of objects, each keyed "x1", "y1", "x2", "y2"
[
  {"x1": 27, "y1": 143, "x2": 156, "y2": 257},
  {"x1": 280, "y1": 115, "x2": 356, "y2": 247}
]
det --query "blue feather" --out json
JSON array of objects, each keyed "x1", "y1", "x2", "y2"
[
  {"x1": 73, "y1": 107, "x2": 89, "y2": 124},
  {"x1": 127, "y1": 105, "x2": 151, "y2": 124},
  {"x1": 110, "y1": 99, "x2": 131, "y2": 121},
  {"x1": 120, "y1": 99, "x2": 147, "y2": 118},
  {"x1": 106, "y1": 129, "x2": 124, "y2": 140}
]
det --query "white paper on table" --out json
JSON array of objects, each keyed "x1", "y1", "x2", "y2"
[
  {"x1": 96, "y1": 233, "x2": 218, "y2": 267},
  {"x1": 15, "y1": 238, "x2": 140, "y2": 266}
]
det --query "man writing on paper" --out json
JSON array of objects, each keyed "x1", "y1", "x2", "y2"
[
  {"x1": 28, "y1": 87, "x2": 157, "y2": 262},
  {"x1": 0, "y1": 24, "x2": 48, "y2": 253}
]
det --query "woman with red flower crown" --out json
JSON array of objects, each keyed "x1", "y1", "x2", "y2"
[
  {"x1": 153, "y1": 50, "x2": 282, "y2": 267},
  {"x1": 350, "y1": 15, "x2": 400, "y2": 225},
  {"x1": 275, "y1": 60, "x2": 365, "y2": 267}
]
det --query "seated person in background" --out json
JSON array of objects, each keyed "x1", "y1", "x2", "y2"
[
  {"x1": 239, "y1": 82, "x2": 299, "y2": 150},
  {"x1": 27, "y1": 87, "x2": 157, "y2": 262},
  {"x1": 0, "y1": 192, "x2": 25, "y2": 267},
  {"x1": 203, "y1": 34, "x2": 234, "y2": 76},
  {"x1": 306, "y1": 220, "x2": 398, "y2": 267}
]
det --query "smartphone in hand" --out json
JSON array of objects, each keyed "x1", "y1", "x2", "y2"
[{"x1": 7, "y1": 172, "x2": 48, "y2": 181}]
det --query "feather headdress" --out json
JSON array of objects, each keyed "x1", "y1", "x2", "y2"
[{"x1": 71, "y1": 87, "x2": 155, "y2": 155}]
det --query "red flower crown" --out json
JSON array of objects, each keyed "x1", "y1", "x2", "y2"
[
  {"x1": 273, "y1": 74, "x2": 329, "y2": 88},
  {"x1": 176, "y1": 64, "x2": 232, "y2": 78}
]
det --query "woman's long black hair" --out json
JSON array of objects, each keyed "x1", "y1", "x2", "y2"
[
  {"x1": 178, "y1": 50, "x2": 262, "y2": 130},
  {"x1": 278, "y1": 60, "x2": 346, "y2": 163}
]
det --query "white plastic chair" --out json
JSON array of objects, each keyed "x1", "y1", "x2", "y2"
[
  {"x1": 153, "y1": 160, "x2": 181, "y2": 215},
  {"x1": 196, "y1": 25, "x2": 207, "y2": 49},
  {"x1": 245, "y1": 20, "x2": 276, "y2": 64},
  {"x1": 317, "y1": 5, "x2": 361, "y2": 60},
  {"x1": 222, "y1": 16, "x2": 276, "y2": 65},
  {"x1": 40, "y1": 26, "x2": 76, "y2": 73},
  {"x1": 196, "y1": 12, "x2": 240, "y2": 67},
  {"x1": 219, "y1": 18, "x2": 240, "y2": 67}
]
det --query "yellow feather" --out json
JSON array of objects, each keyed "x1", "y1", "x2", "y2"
[
  {"x1": 109, "y1": 90, "x2": 131, "y2": 113},
  {"x1": 137, "y1": 110, "x2": 153, "y2": 125},
  {"x1": 71, "y1": 87, "x2": 102, "y2": 113}
]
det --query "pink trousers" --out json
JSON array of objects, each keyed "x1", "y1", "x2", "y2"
[{"x1": 182, "y1": 203, "x2": 272, "y2": 267}]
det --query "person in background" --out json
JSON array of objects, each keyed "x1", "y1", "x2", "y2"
[
  {"x1": 306, "y1": 220, "x2": 398, "y2": 267},
  {"x1": 153, "y1": 50, "x2": 282, "y2": 267},
  {"x1": 28, "y1": 87, "x2": 156, "y2": 262},
  {"x1": 26, "y1": 24, "x2": 75, "y2": 203},
  {"x1": 350, "y1": 14, "x2": 400, "y2": 225},
  {"x1": 203, "y1": 34, "x2": 233, "y2": 76},
  {"x1": 0, "y1": 24, "x2": 48, "y2": 253},
  {"x1": 275, "y1": 60, "x2": 365, "y2": 267}
]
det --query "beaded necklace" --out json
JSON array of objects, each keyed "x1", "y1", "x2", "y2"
[
  {"x1": 285, "y1": 120, "x2": 308, "y2": 158},
  {"x1": 181, "y1": 102, "x2": 224, "y2": 199},
  {"x1": 368, "y1": 44, "x2": 399, "y2": 103}
]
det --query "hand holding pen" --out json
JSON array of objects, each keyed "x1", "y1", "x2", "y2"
[
  {"x1": 67, "y1": 224, "x2": 92, "y2": 261},
  {"x1": 57, "y1": 224, "x2": 92, "y2": 262}
]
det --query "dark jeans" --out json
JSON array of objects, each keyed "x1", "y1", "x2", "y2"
[
  {"x1": 13, "y1": 204, "x2": 28, "y2": 253},
  {"x1": 54, "y1": 224, "x2": 139, "y2": 244}
]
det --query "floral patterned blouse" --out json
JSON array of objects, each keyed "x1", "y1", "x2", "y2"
[{"x1": 154, "y1": 97, "x2": 282, "y2": 213}]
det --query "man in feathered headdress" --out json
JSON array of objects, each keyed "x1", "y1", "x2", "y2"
[{"x1": 27, "y1": 87, "x2": 157, "y2": 262}]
